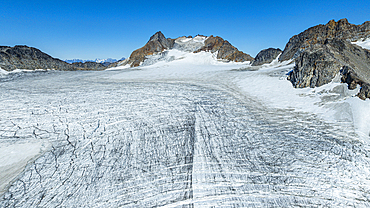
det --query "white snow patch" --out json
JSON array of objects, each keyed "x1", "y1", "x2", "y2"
[
  {"x1": 0, "y1": 67, "x2": 9, "y2": 76},
  {"x1": 347, "y1": 97, "x2": 370, "y2": 139},
  {"x1": 352, "y1": 38, "x2": 370, "y2": 50}
]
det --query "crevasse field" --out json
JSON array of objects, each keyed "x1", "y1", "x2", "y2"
[{"x1": 1, "y1": 39, "x2": 370, "y2": 207}]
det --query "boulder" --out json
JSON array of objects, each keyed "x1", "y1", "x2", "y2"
[{"x1": 251, "y1": 48, "x2": 282, "y2": 66}]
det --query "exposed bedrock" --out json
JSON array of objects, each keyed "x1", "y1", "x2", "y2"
[
  {"x1": 251, "y1": 48, "x2": 282, "y2": 66},
  {"x1": 280, "y1": 18, "x2": 370, "y2": 62},
  {"x1": 288, "y1": 38, "x2": 370, "y2": 99},
  {"x1": 194, "y1": 35, "x2": 254, "y2": 62}
]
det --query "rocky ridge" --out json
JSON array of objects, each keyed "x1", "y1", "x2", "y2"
[
  {"x1": 0, "y1": 46, "x2": 108, "y2": 71},
  {"x1": 280, "y1": 18, "x2": 370, "y2": 62},
  {"x1": 194, "y1": 35, "x2": 254, "y2": 62},
  {"x1": 121, "y1": 32, "x2": 175, "y2": 67},
  {"x1": 285, "y1": 19, "x2": 370, "y2": 99},
  {"x1": 251, "y1": 48, "x2": 282, "y2": 66},
  {"x1": 119, "y1": 32, "x2": 254, "y2": 68}
]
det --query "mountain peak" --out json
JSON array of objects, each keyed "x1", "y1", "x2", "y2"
[
  {"x1": 121, "y1": 33, "x2": 254, "y2": 67},
  {"x1": 149, "y1": 31, "x2": 166, "y2": 42}
]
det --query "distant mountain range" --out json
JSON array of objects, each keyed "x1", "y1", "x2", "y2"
[{"x1": 65, "y1": 58, "x2": 125, "y2": 66}]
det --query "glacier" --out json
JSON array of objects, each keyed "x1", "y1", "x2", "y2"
[{"x1": 1, "y1": 51, "x2": 370, "y2": 207}]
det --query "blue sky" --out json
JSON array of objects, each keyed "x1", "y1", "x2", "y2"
[{"x1": 1, "y1": 0, "x2": 369, "y2": 60}]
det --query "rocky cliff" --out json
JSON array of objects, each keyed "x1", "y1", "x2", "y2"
[
  {"x1": 121, "y1": 32, "x2": 254, "y2": 67},
  {"x1": 251, "y1": 48, "x2": 282, "y2": 66},
  {"x1": 280, "y1": 19, "x2": 370, "y2": 62},
  {"x1": 288, "y1": 38, "x2": 370, "y2": 99},
  {"x1": 0, "y1": 45, "x2": 108, "y2": 71},
  {"x1": 284, "y1": 19, "x2": 370, "y2": 100}
]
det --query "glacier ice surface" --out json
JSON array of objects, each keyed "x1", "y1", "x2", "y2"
[{"x1": 0, "y1": 63, "x2": 370, "y2": 207}]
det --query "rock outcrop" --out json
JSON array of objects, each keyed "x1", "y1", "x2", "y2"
[
  {"x1": 121, "y1": 32, "x2": 254, "y2": 67},
  {"x1": 280, "y1": 18, "x2": 370, "y2": 62},
  {"x1": 0, "y1": 45, "x2": 108, "y2": 71},
  {"x1": 283, "y1": 19, "x2": 370, "y2": 100},
  {"x1": 288, "y1": 38, "x2": 370, "y2": 99},
  {"x1": 251, "y1": 48, "x2": 282, "y2": 66},
  {"x1": 341, "y1": 66, "x2": 370, "y2": 99},
  {"x1": 194, "y1": 36, "x2": 254, "y2": 62},
  {"x1": 288, "y1": 43, "x2": 342, "y2": 88}
]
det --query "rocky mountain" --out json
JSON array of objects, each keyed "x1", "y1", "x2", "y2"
[
  {"x1": 0, "y1": 46, "x2": 108, "y2": 71},
  {"x1": 119, "y1": 32, "x2": 254, "y2": 68},
  {"x1": 280, "y1": 18, "x2": 370, "y2": 62},
  {"x1": 0, "y1": 46, "x2": 75, "y2": 71},
  {"x1": 284, "y1": 19, "x2": 370, "y2": 100},
  {"x1": 251, "y1": 48, "x2": 282, "y2": 66}
]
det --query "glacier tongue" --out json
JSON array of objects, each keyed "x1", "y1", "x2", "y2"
[{"x1": 0, "y1": 70, "x2": 370, "y2": 207}]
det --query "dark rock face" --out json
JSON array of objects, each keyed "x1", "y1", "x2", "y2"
[
  {"x1": 0, "y1": 46, "x2": 75, "y2": 71},
  {"x1": 280, "y1": 19, "x2": 370, "y2": 62},
  {"x1": 288, "y1": 38, "x2": 370, "y2": 99},
  {"x1": 251, "y1": 48, "x2": 282, "y2": 66},
  {"x1": 71, "y1": 62, "x2": 107, "y2": 70},
  {"x1": 0, "y1": 45, "x2": 107, "y2": 71},
  {"x1": 288, "y1": 45, "x2": 342, "y2": 88},
  {"x1": 341, "y1": 66, "x2": 370, "y2": 100},
  {"x1": 195, "y1": 36, "x2": 254, "y2": 62}
]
